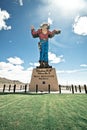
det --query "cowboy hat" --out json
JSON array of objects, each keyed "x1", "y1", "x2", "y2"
[{"x1": 40, "y1": 22, "x2": 50, "y2": 29}]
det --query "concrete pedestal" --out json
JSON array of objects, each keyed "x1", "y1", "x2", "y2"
[{"x1": 29, "y1": 68, "x2": 59, "y2": 92}]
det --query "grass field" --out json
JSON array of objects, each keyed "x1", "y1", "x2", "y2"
[{"x1": 0, "y1": 93, "x2": 87, "y2": 130}]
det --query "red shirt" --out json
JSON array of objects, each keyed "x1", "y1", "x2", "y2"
[{"x1": 31, "y1": 29, "x2": 58, "y2": 40}]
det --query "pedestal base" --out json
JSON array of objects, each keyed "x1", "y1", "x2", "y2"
[{"x1": 29, "y1": 68, "x2": 59, "y2": 92}]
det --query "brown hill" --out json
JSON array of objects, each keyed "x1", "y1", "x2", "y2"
[{"x1": 0, "y1": 77, "x2": 23, "y2": 84}]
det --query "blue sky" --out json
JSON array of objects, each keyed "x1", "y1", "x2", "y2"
[{"x1": 0, "y1": 0, "x2": 87, "y2": 85}]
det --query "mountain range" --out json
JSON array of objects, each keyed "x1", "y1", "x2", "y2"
[{"x1": 0, "y1": 77, "x2": 23, "y2": 84}]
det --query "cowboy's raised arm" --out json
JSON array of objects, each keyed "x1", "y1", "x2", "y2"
[{"x1": 31, "y1": 25, "x2": 39, "y2": 38}]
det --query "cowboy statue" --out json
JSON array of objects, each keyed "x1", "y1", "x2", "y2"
[{"x1": 31, "y1": 23, "x2": 61, "y2": 68}]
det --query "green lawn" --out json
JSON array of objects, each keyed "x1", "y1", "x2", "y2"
[{"x1": 0, "y1": 93, "x2": 87, "y2": 130}]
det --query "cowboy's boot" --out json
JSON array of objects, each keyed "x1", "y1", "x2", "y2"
[
  {"x1": 40, "y1": 61, "x2": 44, "y2": 68},
  {"x1": 44, "y1": 62, "x2": 52, "y2": 68},
  {"x1": 37, "y1": 61, "x2": 44, "y2": 68}
]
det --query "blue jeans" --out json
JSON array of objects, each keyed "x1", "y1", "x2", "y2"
[{"x1": 39, "y1": 40, "x2": 48, "y2": 62}]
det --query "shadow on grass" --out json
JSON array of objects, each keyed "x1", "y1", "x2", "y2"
[{"x1": 0, "y1": 92, "x2": 49, "y2": 95}]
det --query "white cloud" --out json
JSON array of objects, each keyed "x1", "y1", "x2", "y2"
[
  {"x1": 48, "y1": 52, "x2": 65, "y2": 64},
  {"x1": 0, "y1": 8, "x2": 11, "y2": 30},
  {"x1": 29, "y1": 62, "x2": 33, "y2": 66},
  {"x1": 40, "y1": 0, "x2": 87, "y2": 18},
  {"x1": 48, "y1": 17, "x2": 53, "y2": 25},
  {"x1": 58, "y1": 69, "x2": 79, "y2": 74},
  {"x1": 29, "y1": 62, "x2": 39, "y2": 67},
  {"x1": 57, "y1": 68, "x2": 87, "y2": 85},
  {"x1": 57, "y1": 68, "x2": 87, "y2": 74},
  {"x1": 73, "y1": 16, "x2": 87, "y2": 35},
  {"x1": 0, "y1": 57, "x2": 32, "y2": 83},
  {"x1": 19, "y1": 0, "x2": 23, "y2": 6},
  {"x1": 0, "y1": 62, "x2": 15, "y2": 71},
  {"x1": 80, "y1": 64, "x2": 87, "y2": 67},
  {"x1": 53, "y1": 0, "x2": 85, "y2": 13},
  {"x1": 7, "y1": 57, "x2": 24, "y2": 65}
]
